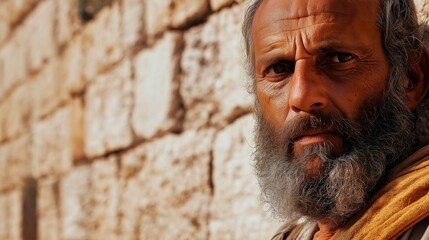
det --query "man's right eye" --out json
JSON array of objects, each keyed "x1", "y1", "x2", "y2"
[{"x1": 265, "y1": 61, "x2": 295, "y2": 76}]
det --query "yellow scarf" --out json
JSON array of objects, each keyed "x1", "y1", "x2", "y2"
[{"x1": 333, "y1": 145, "x2": 429, "y2": 239}]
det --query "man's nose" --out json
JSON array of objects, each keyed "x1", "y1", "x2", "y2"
[{"x1": 288, "y1": 60, "x2": 328, "y2": 113}]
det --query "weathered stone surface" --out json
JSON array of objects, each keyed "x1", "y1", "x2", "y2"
[
  {"x1": 119, "y1": 129, "x2": 215, "y2": 239},
  {"x1": 60, "y1": 166, "x2": 91, "y2": 240},
  {"x1": 55, "y1": 0, "x2": 80, "y2": 47},
  {"x1": 0, "y1": 134, "x2": 31, "y2": 192},
  {"x1": 58, "y1": 158, "x2": 119, "y2": 240},
  {"x1": 181, "y1": 4, "x2": 252, "y2": 130},
  {"x1": 145, "y1": 0, "x2": 210, "y2": 35},
  {"x1": 169, "y1": 0, "x2": 210, "y2": 29},
  {"x1": 33, "y1": 60, "x2": 69, "y2": 118},
  {"x1": 32, "y1": 101, "x2": 83, "y2": 178},
  {"x1": 60, "y1": 35, "x2": 85, "y2": 94},
  {"x1": 120, "y1": 0, "x2": 145, "y2": 50},
  {"x1": 23, "y1": 0, "x2": 56, "y2": 72},
  {"x1": 0, "y1": 28, "x2": 27, "y2": 100},
  {"x1": 210, "y1": 115, "x2": 279, "y2": 239},
  {"x1": 85, "y1": 60, "x2": 134, "y2": 158},
  {"x1": 3, "y1": 0, "x2": 429, "y2": 239},
  {"x1": 0, "y1": 103, "x2": 6, "y2": 142},
  {"x1": 210, "y1": 0, "x2": 234, "y2": 11},
  {"x1": 0, "y1": 194, "x2": 6, "y2": 238},
  {"x1": 0, "y1": 0, "x2": 40, "y2": 25},
  {"x1": 37, "y1": 177, "x2": 61, "y2": 240},
  {"x1": 81, "y1": 2, "x2": 123, "y2": 82},
  {"x1": 144, "y1": 0, "x2": 171, "y2": 36},
  {"x1": 210, "y1": 0, "x2": 244, "y2": 11},
  {"x1": 132, "y1": 32, "x2": 182, "y2": 139},
  {"x1": 416, "y1": 0, "x2": 429, "y2": 24},
  {"x1": 89, "y1": 157, "x2": 119, "y2": 239},
  {"x1": 116, "y1": 177, "x2": 139, "y2": 239},
  {"x1": 0, "y1": 4, "x2": 9, "y2": 45},
  {"x1": 0, "y1": 190, "x2": 22, "y2": 240},
  {"x1": 4, "y1": 82, "x2": 34, "y2": 140}
]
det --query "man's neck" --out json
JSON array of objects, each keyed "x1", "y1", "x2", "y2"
[{"x1": 313, "y1": 218, "x2": 342, "y2": 240}]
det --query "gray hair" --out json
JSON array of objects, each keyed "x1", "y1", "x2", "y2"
[{"x1": 242, "y1": 0, "x2": 427, "y2": 95}]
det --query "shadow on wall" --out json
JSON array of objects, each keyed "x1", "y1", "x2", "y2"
[{"x1": 79, "y1": 0, "x2": 112, "y2": 22}]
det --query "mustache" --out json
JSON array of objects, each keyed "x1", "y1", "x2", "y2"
[{"x1": 279, "y1": 113, "x2": 364, "y2": 148}]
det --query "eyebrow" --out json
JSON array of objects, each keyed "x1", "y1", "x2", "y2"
[
  {"x1": 255, "y1": 40, "x2": 373, "y2": 70},
  {"x1": 315, "y1": 42, "x2": 374, "y2": 57}
]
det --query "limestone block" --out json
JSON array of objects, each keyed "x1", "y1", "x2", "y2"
[
  {"x1": 55, "y1": 0, "x2": 80, "y2": 47},
  {"x1": 89, "y1": 157, "x2": 119, "y2": 239},
  {"x1": 415, "y1": 0, "x2": 429, "y2": 24},
  {"x1": 132, "y1": 32, "x2": 182, "y2": 139},
  {"x1": 81, "y1": 2, "x2": 123, "y2": 82},
  {"x1": 0, "y1": 5, "x2": 9, "y2": 45},
  {"x1": 85, "y1": 60, "x2": 134, "y2": 158},
  {"x1": 120, "y1": 150, "x2": 141, "y2": 179},
  {"x1": 0, "y1": 103, "x2": 7, "y2": 142},
  {"x1": 8, "y1": 190, "x2": 22, "y2": 240},
  {"x1": 180, "y1": 4, "x2": 252, "y2": 130},
  {"x1": 4, "y1": 83, "x2": 34, "y2": 140},
  {"x1": 144, "y1": 0, "x2": 171, "y2": 35},
  {"x1": 121, "y1": 0, "x2": 145, "y2": 50},
  {"x1": 0, "y1": 190, "x2": 22, "y2": 240},
  {"x1": 210, "y1": 114, "x2": 279, "y2": 240},
  {"x1": 0, "y1": 26, "x2": 8, "y2": 47},
  {"x1": 0, "y1": 0, "x2": 40, "y2": 24},
  {"x1": 117, "y1": 177, "x2": 140, "y2": 239},
  {"x1": 145, "y1": 0, "x2": 210, "y2": 36},
  {"x1": 23, "y1": 0, "x2": 56, "y2": 72},
  {"x1": 0, "y1": 29, "x2": 27, "y2": 100},
  {"x1": 0, "y1": 193, "x2": 6, "y2": 238},
  {"x1": 118, "y1": 129, "x2": 215, "y2": 239},
  {"x1": 210, "y1": 0, "x2": 234, "y2": 11},
  {"x1": 169, "y1": 0, "x2": 210, "y2": 29},
  {"x1": 60, "y1": 166, "x2": 91, "y2": 240},
  {"x1": 210, "y1": 0, "x2": 245, "y2": 11},
  {"x1": 0, "y1": 134, "x2": 31, "y2": 192},
  {"x1": 60, "y1": 35, "x2": 85, "y2": 94},
  {"x1": 32, "y1": 103, "x2": 83, "y2": 178},
  {"x1": 32, "y1": 60, "x2": 69, "y2": 119},
  {"x1": 37, "y1": 178, "x2": 61, "y2": 240}
]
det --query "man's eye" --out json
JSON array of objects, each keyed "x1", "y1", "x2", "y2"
[
  {"x1": 331, "y1": 53, "x2": 354, "y2": 63},
  {"x1": 266, "y1": 61, "x2": 295, "y2": 75}
]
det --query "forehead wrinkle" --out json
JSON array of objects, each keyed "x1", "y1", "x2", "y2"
[
  {"x1": 253, "y1": 12, "x2": 351, "y2": 39},
  {"x1": 255, "y1": 21, "x2": 350, "y2": 57},
  {"x1": 259, "y1": 40, "x2": 288, "y2": 54},
  {"x1": 257, "y1": 22, "x2": 345, "y2": 37},
  {"x1": 256, "y1": 0, "x2": 364, "y2": 18}
]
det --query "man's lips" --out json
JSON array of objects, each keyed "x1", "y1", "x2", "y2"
[{"x1": 293, "y1": 129, "x2": 341, "y2": 144}]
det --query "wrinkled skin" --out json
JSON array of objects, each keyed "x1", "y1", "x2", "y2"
[
  {"x1": 253, "y1": 0, "x2": 388, "y2": 160},
  {"x1": 251, "y1": 0, "x2": 427, "y2": 238}
]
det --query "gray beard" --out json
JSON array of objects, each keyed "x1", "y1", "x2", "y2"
[{"x1": 254, "y1": 90, "x2": 415, "y2": 225}]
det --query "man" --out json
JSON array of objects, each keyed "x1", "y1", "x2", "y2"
[{"x1": 242, "y1": 0, "x2": 429, "y2": 239}]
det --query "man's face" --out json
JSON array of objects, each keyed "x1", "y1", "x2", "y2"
[
  {"x1": 252, "y1": 0, "x2": 415, "y2": 223},
  {"x1": 253, "y1": 0, "x2": 389, "y2": 174}
]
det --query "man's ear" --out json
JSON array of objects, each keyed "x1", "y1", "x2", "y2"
[{"x1": 404, "y1": 47, "x2": 429, "y2": 111}]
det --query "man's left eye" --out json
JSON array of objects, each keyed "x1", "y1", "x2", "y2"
[{"x1": 331, "y1": 53, "x2": 354, "y2": 63}]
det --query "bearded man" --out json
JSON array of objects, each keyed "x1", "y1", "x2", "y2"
[{"x1": 242, "y1": 0, "x2": 429, "y2": 239}]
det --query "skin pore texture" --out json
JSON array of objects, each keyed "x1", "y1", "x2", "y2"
[
  {"x1": 250, "y1": 0, "x2": 429, "y2": 239},
  {"x1": 253, "y1": 0, "x2": 389, "y2": 148}
]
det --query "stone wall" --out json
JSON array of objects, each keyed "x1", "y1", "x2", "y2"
[{"x1": 0, "y1": 0, "x2": 428, "y2": 239}]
